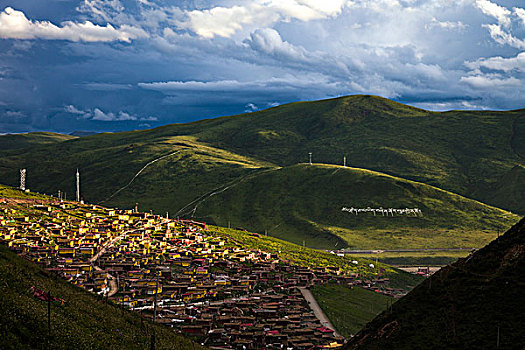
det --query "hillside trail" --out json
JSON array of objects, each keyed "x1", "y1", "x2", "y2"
[
  {"x1": 90, "y1": 229, "x2": 134, "y2": 297},
  {"x1": 173, "y1": 167, "x2": 279, "y2": 218},
  {"x1": 100, "y1": 149, "x2": 184, "y2": 204}
]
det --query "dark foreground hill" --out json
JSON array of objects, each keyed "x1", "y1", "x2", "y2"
[
  {"x1": 0, "y1": 244, "x2": 204, "y2": 350},
  {"x1": 345, "y1": 217, "x2": 525, "y2": 349}
]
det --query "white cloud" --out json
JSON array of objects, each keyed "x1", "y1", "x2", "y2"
[
  {"x1": 460, "y1": 74, "x2": 522, "y2": 89},
  {"x1": 175, "y1": 0, "x2": 347, "y2": 38},
  {"x1": 4, "y1": 110, "x2": 25, "y2": 118},
  {"x1": 64, "y1": 105, "x2": 156, "y2": 122},
  {"x1": 244, "y1": 103, "x2": 258, "y2": 112},
  {"x1": 138, "y1": 75, "x2": 351, "y2": 106},
  {"x1": 483, "y1": 24, "x2": 525, "y2": 49},
  {"x1": 247, "y1": 28, "x2": 309, "y2": 60},
  {"x1": 93, "y1": 108, "x2": 139, "y2": 121},
  {"x1": 514, "y1": 7, "x2": 525, "y2": 26},
  {"x1": 466, "y1": 52, "x2": 525, "y2": 72},
  {"x1": 0, "y1": 7, "x2": 148, "y2": 42},
  {"x1": 475, "y1": 0, "x2": 511, "y2": 27},
  {"x1": 82, "y1": 83, "x2": 133, "y2": 90},
  {"x1": 426, "y1": 18, "x2": 467, "y2": 30},
  {"x1": 139, "y1": 80, "x2": 251, "y2": 92},
  {"x1": 64, "y1": 105, "x2": 86, "y2": 114}
]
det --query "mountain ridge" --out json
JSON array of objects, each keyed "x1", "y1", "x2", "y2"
[{"x1": 0, "y1": 94, "x2": 522, "y2": 250}]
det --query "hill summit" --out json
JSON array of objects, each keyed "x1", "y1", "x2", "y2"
[{"x1": 0, "y1": 94, "x2": 523, "y2": 250}]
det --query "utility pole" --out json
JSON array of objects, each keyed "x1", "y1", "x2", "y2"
[
  {"x1": 153, "y1": 270, "x2": 159, "y2": 322},
  {"x1": 76, "y1": 169, "x2": 80, "y2": 202},
  {"x1": 308, "y1": 152, "x2": 312, "y2": 165},
  {"x1": 47, "y1": 291, "x2": 51, "y2": 336}
]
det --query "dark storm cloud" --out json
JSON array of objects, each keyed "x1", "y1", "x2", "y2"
[{"x1": 0, "y1": 0, "x2": 524, "y2": 133}]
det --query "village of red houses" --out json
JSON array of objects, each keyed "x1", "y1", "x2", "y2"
[{"x1": 0, "y1": 195, "x2": 404, "y2": 349}]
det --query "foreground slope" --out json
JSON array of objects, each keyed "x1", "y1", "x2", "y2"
[
  {"x1": 345, "y1": 217, "x2": 525, "y2": 349},
  {"x1": 0, "y1": 244, "x2": 204, "y2": 350},
  {"x1": 193, "y1": 164, "x2": 518, "y2": 249}
]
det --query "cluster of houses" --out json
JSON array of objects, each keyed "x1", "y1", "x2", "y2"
[{"x1": 0, "y1": 198, "x2": 401, "y2": 349}]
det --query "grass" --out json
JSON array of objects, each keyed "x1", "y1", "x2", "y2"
[
  {"x1": 311, "y1": 284, "x2": 394, "y2": 337},
  {"x1": 197, "y1": 164, "x2": 518, "y2": 250},
  {"x1": 0, "y1": 245, "x2": 205, "y2": 350},
  {"x1": 0, "y1": 132, "x2": 76, "y2": 151},
  {"x1": 355, "y1": 250, "x2": 471, "y2": 267},
  {"x1": 346, "y1": 217, "x2": 525, "y2": 349},
  {"x1": 0, "y1": 94, "x2": 522, "y2": 250}
]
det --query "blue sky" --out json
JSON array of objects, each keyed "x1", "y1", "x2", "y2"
[{"x1": 0, "y1": 0, "x2": 524, "y2": 133}]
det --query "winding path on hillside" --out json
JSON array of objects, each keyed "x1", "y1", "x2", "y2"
[
  {"x1": 90, "y1": 230, "x2": 133, "y2": 297},
  {"x1": 174, "y1": 167, "x2": 278, "y2": 218},
  {"x1": 299, "y1": 287, "x2": 342, "y2": 338},
  {"x1": 100, "y1": 149, "x2": 185, "y2": 203}
]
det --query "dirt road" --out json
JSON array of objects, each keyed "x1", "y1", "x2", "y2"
[{"x1": 299, "y1": 287, "x2": 342, "y2": 337}]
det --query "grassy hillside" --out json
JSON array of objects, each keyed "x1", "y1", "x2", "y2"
[
  {"x1": 345, "y1": 217, "x2": 525, "y2": 349},
  {"x1": 0, "y1": 95, "x2": 522, "y2": 249},
  {"x1": 181, "y1": 95, "x2": 525, "y2": 214},
  {"x1": 0, "y1": 245, "x2": 204, "y2": 350},
  {"x1": 0, "y1": 131, "x2": 76, "y2": 150},
  {"x1": 196, "y1": 164, "x2": 518, "y2": 249},
  {"x1": 0, "y1": 135, "x2": 272, "y2": 208},
  {"x1": 311, "y1": 284, "x2": 394, "y2": 338}
]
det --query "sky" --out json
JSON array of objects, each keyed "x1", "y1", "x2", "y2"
[{"x1": 0, "y1": 0, "x2": 524, "y2": 133}]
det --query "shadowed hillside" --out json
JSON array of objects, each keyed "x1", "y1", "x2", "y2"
[
  {"x1": 0, "y1": 244, "x2": 204, "y2": 350},
  {"x1": 345, "y1": 217, "x2": 525, "y2": 349}
]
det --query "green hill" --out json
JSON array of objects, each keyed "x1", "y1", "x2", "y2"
[
  {"x1": 0, "y1": 244, "x2": 204, "y2": 350},
  {"x1": 345, "y1": 217, "x2": 525, "y2": 349},
  {"x1": 0, "y1": 131, "x2": 77, "y2": 151},
  {"x1": 0, "y1": 95, "x2": 522, "y2": 249},
  {"x1": 190, "y1": 164, "x2": 518, "y2": 249}
]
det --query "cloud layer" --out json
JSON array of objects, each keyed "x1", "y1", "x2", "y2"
[
  {"x1": 0, "y1": 7, "x2": 147, "y2": 42},
  {"x1": 0, "y1": 0, "x2": 524, "y2": 133}
]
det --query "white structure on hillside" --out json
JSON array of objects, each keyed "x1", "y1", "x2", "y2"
[{"x1": 19, "y1": 169, "x2": 26, "y2": 191}]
